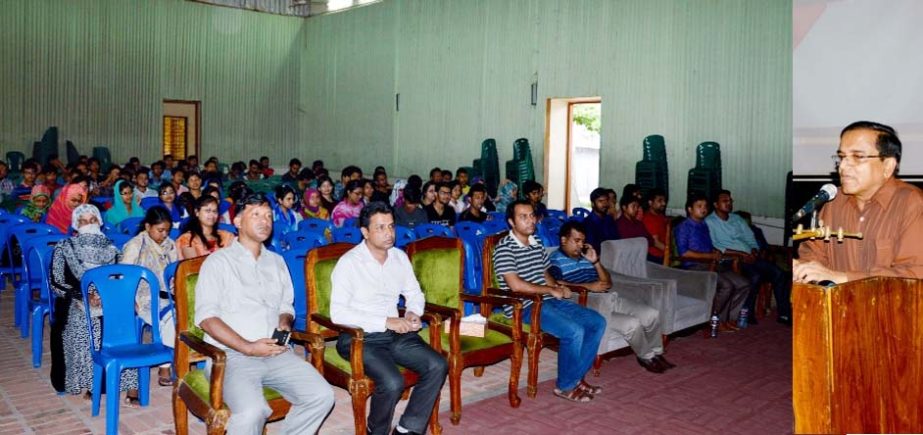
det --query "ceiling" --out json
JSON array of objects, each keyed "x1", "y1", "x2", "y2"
[{"x1": 190, "y1": 0, "x2": 382, "y2": 18}]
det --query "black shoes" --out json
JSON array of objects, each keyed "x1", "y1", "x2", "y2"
[
  {"x1": 637, "y1": 357, "x2": 666, "y2": 374},
  {"x1": 654, "y1": 355, "x2": 677, "y2": 369}
]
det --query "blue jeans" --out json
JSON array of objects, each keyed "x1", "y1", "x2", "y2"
[{"x1": 524, "y1": 298, "x2": 606, "y2": 391}]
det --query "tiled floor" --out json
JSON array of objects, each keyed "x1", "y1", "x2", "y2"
[{"x1": 0, "y1": 290, "x2": 792, "y2": 434}]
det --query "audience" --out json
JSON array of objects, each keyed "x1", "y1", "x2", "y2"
[
  {"x1": 176, "y1": 195, "x2": 235, "y2": 260},
  {"x1": 494, "y1": 181, "x2": 517, "y2": 213},
  {"x1": 49, "y1": 204, "x2": 140, "y2": 404},
  {"x1": 301, "y1": 188, "x2": 330, "y2": 221},
  {"x1": 331, "y1": 202, "x2": 448, "y2": 435},
  {"x1": 448, "y1": 181, "x2": 466, "y2": 214},
  {"x1": 675, "y1": 194, "x2": 750, "y2": 331},
  {"x1": 458, "y1": 183, "x2": 488, "y2": 223},
  {"x1": 157, "y1": 183, "x2": 185, "y2": 226},
  {"x1": 494, "y1": 200, "x2": 606, "y2": 403},
  {"x1": 119, "y1": 206, "x2": 178, "y2": 387},
  {"x1": 196, "y1": 193, "x2": 334, "y2": 433},
  {"x1": 22, "y1": 185, "x2": 51, "y2": 222},
  {"x1": 523, "y1": 180, "x2": 547, "y2": 221},
  {"x1": 614, "y1": 195, "x2": 654, "y2": 247},
  {"x1": 46, "y1": 183, "x2": 88, "y2": 233},
  {"x1": 281, "y1": 158, "x2": 302, "y2": 184},
  {"x1": 316, "y1": 176, "x2": 337, "y2": 216},
  {"x1": 273, "y1": 184, "x2": 302, "y2": 234},
  {"x1": 420, "y1": 181, "x2": 437, "y2": 208},
  {"x1": 549, "y1": 221, "x2": 674, "y2": 374},
  {"x1": 394, "y1": 185, "x2": 428, "y2": 229}
]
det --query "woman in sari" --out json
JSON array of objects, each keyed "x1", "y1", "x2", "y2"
[
  {"x1": 46, "y1": 183, "x2": 88, "y2": 233},
  {"x1": 22, "y1": 185, "x2": 52, "y2": 222},
  {"x1": 119, "y1": 206, "x2": 178, "y2": 386},
  {"x1": 49, "y1": 204, "x2": 140, "y2": 404}
]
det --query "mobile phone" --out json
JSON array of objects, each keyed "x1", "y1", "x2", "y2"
[
  {"x1": 271, "y1": 329, "x2": 291, "y2": 346},
  {"x1": 581, "y1": 244, "x2": 590, "y2": 254}
]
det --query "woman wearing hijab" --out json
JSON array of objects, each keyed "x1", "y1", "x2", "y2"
[
  {"x1": 119, "y1": 206, "x2": 178, "y2": 386},
  {"x1": 22, "y1": 185, "x2": 52, "y2": 222},
  {"x1": 49, "y1": 204, "x2": 139, "y2": 404},
  {"x1": 300, "y1": 188, "x2": 330, "y2": 221},
  {"x1": 46, "y1": 183, "x2": 88, "y2": 233},
  {"x1": 105, "y1": 180, "x2": 144, "y2": 228},
  {"x1": 495, "y1": 180, "x2": 518, "y2": 213},
  {"x1": 331, "y1": 179, "x2": 364, "y2": 228}
]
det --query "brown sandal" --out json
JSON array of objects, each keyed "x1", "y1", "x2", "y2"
[
  {"x1": 553, "y1": 387, "x2": 594, "y2": 403},
  {"x1": 578, "y1": 380, "x2": 602, "y2": 395}
]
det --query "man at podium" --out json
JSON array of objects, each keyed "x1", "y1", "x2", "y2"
[{"x1": 794, "y1": 121, "x2": 923, "y2": 284}]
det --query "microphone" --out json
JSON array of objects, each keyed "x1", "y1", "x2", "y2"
[{"x1": 792, "y1": 184, "x2": 837, "y2": 223}]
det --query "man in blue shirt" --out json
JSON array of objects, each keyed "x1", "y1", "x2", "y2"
[
  {"x1": 583, "y1": 187, "x2": 619, "y2": 254},
  {"x1": 674, "y1": 194, "x2": 749, "y2": 331},
  {"x1": 706, "y1": 190, "x2": 791, "y2": 325},
  {"x1": 550, "y1": 221, "x2": 674, "y2": 373}
]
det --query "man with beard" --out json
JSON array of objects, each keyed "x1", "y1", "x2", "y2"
[{"x1": 583, "y1": 187, "x2": 620, "y2": 254}]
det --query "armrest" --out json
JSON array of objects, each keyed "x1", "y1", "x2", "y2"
[
  {"x1": 459, "y1": 294, "x2": 524, "y2": 342},
  {"x1": 290, "y1": 330, "x2": 325, "y2": 371},
  {"x1": 484, "y1": 287, "x2": 543, "y2": 303},
  {"x1": 418, "y1": 311, "x2": 444, "y2": 353},
  {"x1": 309, "y1": 313, "x2": 365, "y2": 339},
  {"x1": 563, "y1": 284, "x2": 589, "y2": 306},
  {"x1": 484, "y1": 287, "x2": 541, "y2": 335},
  {"x1": 178, "y1": 331, "x2": 226, "y2": 411}
]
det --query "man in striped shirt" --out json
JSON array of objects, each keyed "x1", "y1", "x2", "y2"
[
  {"x1": 493, "y1": 200, "x2": 606, "y2": 403},
  {"x1": 549, "y1": 221, "x2": 674, "y2": 374}
]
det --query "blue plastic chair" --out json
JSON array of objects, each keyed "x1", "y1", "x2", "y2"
[
  {"x1": 332, "y1": 226, "x2": 363, "y2": 244},
  {"x1": 169, "y1": 228, "x2": 181, "y2": 240},
  {"x1": 571, "y1": 207, "x2": 591, "y2": 221},
  {"x1": 80, "y1": 265, "x2": 173, "y2": 435},
  {"x1": 0, "y1": 214, "x2": 27, "y2": 286},
  {"x1": 9, "y1": 223, "x2": 61, "y2": 329},
  {"x1": 487, "y1": 211, "x2": 506, "y2": 222},
  {"x1": 283, "y1": 230, "x2": 327, "y2": 251},
  {"x1": 282, "y1": 250, "x2": 309, "y2": 332},
  {"x1": 393, "y1": 225, "x2": 417, "y2": 249},
  {"x1": 342, "y1": 217, "x2": 358, "y2": 228},
  {"x1": 116, "y1": 217, "x2": 144, "y2": 235},
  {"x1": 217, "y1": 223, "x2": 238, "y2": 235},
  {"x1": 139, "y1": 197, "x2": 161, "y2": 210},
  {"x1": 23, "y1": 235, "x2": 67, "y2": 350},
  {"x1": 298, "y1": 217, "x2": 334, "y2": 234},
  {"x1": 413, "y1": 223, "x2": 454, "y2": 239},
  {"x1": 482, "y1": 218, "x2": 509, "y2": 235},
  {"x1": 106, "y1": 232, "x2": 133, "y2": 251},
  {"x1": 546, "y1": 209, "x2": 567, "y2": 223}
]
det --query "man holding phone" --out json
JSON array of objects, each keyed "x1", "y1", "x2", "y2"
[
  {"x1": 331, "y1": 201, "x2": 448, "y2": 435},
  {"x1": 549, "y1": 221, "x2": 674, "y2": 374},
  {"x1": 196, "y1": 193, "x2": 334, "y2": 434}
]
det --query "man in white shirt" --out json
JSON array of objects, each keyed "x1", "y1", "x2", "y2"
[
  {"x1": 195, "y1": 193, "x2": 334, "y2": 434},
  {"x1": 331, "y1": 201, "x2": 448, "y2": 435}
]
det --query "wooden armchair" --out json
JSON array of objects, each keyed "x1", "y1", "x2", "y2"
[
  {"x1": 480, "y1": 232, "x2": 588, "y2": 398},
  {"x1": 172, "y1": 256, "x2": 315, "y2": 434},
  {"x1": 303, "y1": 243, "x2": 444, "y2": 435},
  {"x1": 404, "y1": 236, "x2": 523, "y2": 424}
]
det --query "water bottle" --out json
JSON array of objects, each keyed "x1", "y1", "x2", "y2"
[
  {"x1": 737, "y1": 308, "x2": 749, "y2": 329},
  {"x1": 709, "y1": 315, "x2": 719, "y2": 338}
]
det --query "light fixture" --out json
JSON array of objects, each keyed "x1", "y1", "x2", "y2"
[{"x1": 530, "y1": 82, "x2": 538, "y2": 106}]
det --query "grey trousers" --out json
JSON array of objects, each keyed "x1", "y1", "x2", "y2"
[
  {"x1": 687, "y1": 263, "x2": 750, "y2": 322},
  {"x1": 609, "y1": 296, "x2": 663, "y2": 360},
  {"x1": 213, "y1": 349, "x2": 335, "y2": 435}
]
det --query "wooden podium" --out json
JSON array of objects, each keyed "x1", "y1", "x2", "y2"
[{"x1": 793, "y1": 277, "x2": 923, "y2": 433}]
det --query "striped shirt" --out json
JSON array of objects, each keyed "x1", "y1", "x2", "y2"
[
  {"x1": 548, "y1": 250, "x2": 599, "y2": 284},
  {"x1": 493, "y1": 233, "x2": 551, "y2": 317}
]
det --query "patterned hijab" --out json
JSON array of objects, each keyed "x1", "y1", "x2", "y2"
[
  {"x1": 495, "y1": 181, "x2": 518, "y2": 213},
  {"x1": 46, "y1": 183, "x2": 87, "y2": 233},
  {"x1": 22, "y1": 185, "x2": 51, "y2": 222},
  {"x1": 57, "y1": 204, "x2": 118, "y2": 281}
]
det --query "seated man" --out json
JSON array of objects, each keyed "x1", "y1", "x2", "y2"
[
  {"x1": 195, "y1": 193, "x2": 334, "y2": 434},
  {"x1": 458, "y1": 183, "x2": 488, "y2": 223},
  {"x1": 641, "y1": 188, "x2": 669, "y2": 263},
  {"x1": 615, "y1": 195, "x2": 658, "y2": 252},
  {"x1": 675, "y1": 194, "x2": 750, "y2": 332},
  {"x1": 706, "y1": 189, "x2": 791, "y2": 325},
  {"x1": 522, "y1": 180, "x2": 547, "y2": 221},
  {"x1": 495, "y1": 200, "x2": 606, "y2": 402},
  {"x1": 550, "y1": 222, "x2": 675, "y2": 373},
  {"x1": 394, "y1": 185, "x2": 429, "y2": 228},
  {"x1": 424, "y1": 182, "x2": 456, "y2": 227},
  {"x1": 584, "y1": 187, "x2": 620, "y2": 254},
  {"x1": 331, "y1": 201, "x2": 448, "y2": 435}
]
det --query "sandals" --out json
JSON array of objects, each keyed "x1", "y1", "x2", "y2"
[
  {"x1": 158, "y1": 375, "x2": 174, "y2": 387},
  {"x1": 553, "y1": 387, "x2": 594, "y2": 403},
  {"x1": 124, "y1": 395, "x2": 141, "y2": 409},
  {"x1": 577, "y1": 380, "x2": 602, "y2": 395}
]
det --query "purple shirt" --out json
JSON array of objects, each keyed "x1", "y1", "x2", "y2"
[
  {"x1": 674, "y1": 217, "x2": 714, "y2": 269},
  {"x1": 584, "y1": 211, "x2": 619, "y2": 253},
  {"x1": 615, "y1": 215, "x2": 653, "y2": 245}
]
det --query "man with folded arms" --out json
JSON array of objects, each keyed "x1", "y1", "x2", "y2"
[
  {"x1": 331, "y1": 201, "x2": 448, "y2": 435},
  {"x1": 795, "y1": 121, "x2": 923, "y2": 283},
  {"x1": 196, "y1": 193, "x2": 334, "y2": 434},
  {"x1": 495, "y1": 199, "x2": 606, "y2": 403}
]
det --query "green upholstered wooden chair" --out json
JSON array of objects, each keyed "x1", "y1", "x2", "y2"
[
  {"x1": 404, "y1": 236, "x2": 523, "y2": 425},
  {"x1": 480, "y1": 232, "x2": 588, "y2": 398},
  {"x1": 172, "y1": 255, "x2": 315, "y2": 435},
  {"x1": 303, "y1": 243, "x2": 444, "y2": 435}
]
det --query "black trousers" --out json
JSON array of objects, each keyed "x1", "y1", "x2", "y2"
[{"x1": 337, "y1": 330, "x2": 447, "y2": 435}]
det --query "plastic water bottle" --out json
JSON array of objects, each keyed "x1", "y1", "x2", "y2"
[
  {"x1": 737, "y1": 308, "x2": 749, "y2": 329},
  {"x1": 709, "y1": 315, "x2": 719, "y2": 338}
]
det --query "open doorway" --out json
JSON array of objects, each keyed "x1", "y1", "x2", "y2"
[{"x1": 544, "y1": 97, "x2": 601, "y2": 212}]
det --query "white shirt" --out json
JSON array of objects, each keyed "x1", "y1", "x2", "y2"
[
  {"x1": 133, "y1": 187, "x2": 157, "y2": 204},
  {"x1": 194, "y1": 240, "x2": 295, "y2": 349},
  {"x1": 330, "y1": 241, "x2": 425, "y2": 333}
]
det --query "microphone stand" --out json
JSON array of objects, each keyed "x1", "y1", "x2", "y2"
[{"x1": 792, "y1": 212, "x2": 863, "y2": 243}]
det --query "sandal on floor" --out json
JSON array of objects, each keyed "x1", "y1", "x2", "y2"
[
  {"x1": 158, "y1": 376, "x2": 174, "y2": 387},
  {"x1": 124, "y1": 396, "x2": 141, "y2": 409},
  {"x1": 553, "y1": 387, "x2": 594, "y2": 403},
  {"x1": 578, "y1": 380, "x2": 603, "y2": 395}
]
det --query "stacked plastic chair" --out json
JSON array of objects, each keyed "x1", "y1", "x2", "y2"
[
  {"x1": 635, "y1": 135, "x2": 669, "y2": 198},
  {"x1": 686, "y1": 141, "x2": 722, "y2": 202},
  {"x1": 92, "y1": 146, "x2": 113, "y2": 172},
  {"x1": 473, "y1": 138, "x2": 501, "y2": 197},
  {"x1": 33, "y1": 127, "x2": 59, "y2": 167},
  {"x1": 505, "y1": 138, "x2": 535, "y2": 198}
]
